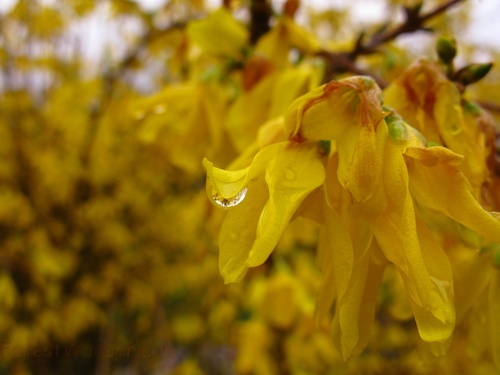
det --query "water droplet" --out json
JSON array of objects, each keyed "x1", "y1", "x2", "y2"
[
  {"x1": 284, "y1": 168, "x2": 296, "y2": 181},
  {"x1": 206, "y1": 177, "x2": 248, "y2": 209},
  {"x1": 229, "y1": 232, "x2": 240, "y2": 241},
  {"x1": 211, "y1": 187, "x2": 248, "y2": 208},
  {"x1": 153, "y1": 104, "x2": 167, "y2": 114}
]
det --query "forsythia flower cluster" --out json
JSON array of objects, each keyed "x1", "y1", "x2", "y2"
[
  {"x1": 195, "y1": 6, "x2": 500, "y2": 374},
  {"x1": 1, "y1": 2, "x2": 499, "y2": 374}
]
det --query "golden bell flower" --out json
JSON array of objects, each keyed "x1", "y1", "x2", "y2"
[
  {"x1": 383, "y1": 60, "x2": 495, "y2": 199},
  {"x1": 133, "y1": 81, "x2": 230, "y2": 175},
  {"x1": 203, "y1": 140, "x2": 325, "y2": 282},
  {"x1": 226, "y1": 64, "x2": 322, "y2": 152},
  {"x1": 186, "y1": 8, "x2": 248, "y2": 59},
  {"x1": 204, "y1": 75, "x2": 500, "y2": 360},
  {"x1": 255, "y1": 16, "x2": 320, "y2": 67}
]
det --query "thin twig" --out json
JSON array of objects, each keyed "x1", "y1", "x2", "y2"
[
  {"x1": 249, "y1": 0, "x2": 273, "y2": 44},
  {"x1": 79, "y1": 20, "x2": 190, "y2": 167},
  {"x1": 366, "y1": 0, "x2": 464, "y2": 49},
  {"x1": 318, "y1": 0, "x2": 466, "y2": 85},
  {"x1": 477, "y1": 100, "x2": 500, "y2": 114}
]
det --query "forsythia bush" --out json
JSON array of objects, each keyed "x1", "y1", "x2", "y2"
[{"x1": 0, "y1": 0, "x2": 499, "y2": 374}]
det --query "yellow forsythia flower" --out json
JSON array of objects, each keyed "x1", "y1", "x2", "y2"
[
  {"x1": 255, "y1": 16, "x2": 321, "y2": 67},
  {"x1": 204, "y1": 76, "x2": 500, "y2": 360},
  {"x1": 187, "y1": 8, "x2": 248, "y2": 59},
  {"x1": 383, "y1": 60, "x2": 495, "y2": 199}
]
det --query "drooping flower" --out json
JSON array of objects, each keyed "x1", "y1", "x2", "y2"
[
  {"x1": 226, "y1": 64, "x2": 322, "y2": 152},
  {"x1": 203, "y1": 139, "x2": 325, "y2": 282},
  {"x1": 132, "y1": 81, "x2": 231, "y2": 175},
  {"x1": 204, "y1": 75, "x2": 500, "y2": 360},
  {"x1": 383, "y1": 60, "x2": 496, "y2": 200}
]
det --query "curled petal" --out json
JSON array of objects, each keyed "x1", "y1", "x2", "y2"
[
  {"x1": 406, "y1": 146, "x2": 500, "y2": 244},
  {"x1": 374, "y1": 194, "x2": 455, "y2": 344},
  {"x1": 284, "y1": 76, "x2": 386, "y2": 141},
  {"x1": 246, "y1": 142, "x2": 325, "y2": 266},
  {"x1": 203, "y1": 142, "x2": 286, "y2": 201},
  {"x1": 208, "y1": 141, "x2": 325, "y2": 283}
]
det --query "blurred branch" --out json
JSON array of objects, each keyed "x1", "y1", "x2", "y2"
[
  {"x1": 250, "y1": 0, "x2": 273, "y2": 44},
  {"x1": 108, "y1": 20, "x2": 189, "y2": 85},
  {"x1": 79, "y1": 19, "x2": 190, "y2": 167},
  {"x1": 365, "y1": 0, "x2": 464, "y2": 50},
  {"x1": 476, "y1": 100, "x2": 500, "y2": 114},
  {"x1": 318, "y1": 0, "x2": 466, "y2": 86}
]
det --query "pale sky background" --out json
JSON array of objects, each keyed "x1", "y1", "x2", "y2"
[{"x1": 0, "y1": 0, "x2": 498, "y2": 67}]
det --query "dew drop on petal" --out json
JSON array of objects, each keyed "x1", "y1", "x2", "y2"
[
  {"x1": 284, "y1": 168, "x2": 296, "y2": 182},
  {"x1": 212, "y1": 187, "x2": 248, "y2": 208},
  {"x1": 206, "y1": 177, "x2": 248, "y2": 209}
]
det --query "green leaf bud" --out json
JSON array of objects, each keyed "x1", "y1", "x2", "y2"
[
  {"x1": 456, "y1": 63, "x2": 493, "y2": 86},
  {"x1": 436, "y1": 35, "x2": 457, "y2": 64}
]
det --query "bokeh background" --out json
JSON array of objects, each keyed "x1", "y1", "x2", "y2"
[{"x1": 0, "y1": 1, "x2": 499, "y2": 374}]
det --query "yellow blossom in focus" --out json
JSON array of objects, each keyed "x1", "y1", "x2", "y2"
[
  {"x1": 205, "y1": 75, "x2": 500, "y2": 361},
  {"x1": 383, "y1": 60, "x2": 496, "y2": 199}
]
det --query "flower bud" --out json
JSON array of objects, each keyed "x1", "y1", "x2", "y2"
[
  {"x1": 436, "y1": 35, "x2": 457, "y2": 65},
  {"x1": 456, "y1": 63, "x2": 493, "y2": 86}
]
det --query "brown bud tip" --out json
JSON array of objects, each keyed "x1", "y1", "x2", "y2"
[{"x1": 283, "y1": 0, "x2": 300, "y2": 18}]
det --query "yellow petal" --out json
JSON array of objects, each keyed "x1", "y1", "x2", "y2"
[
  {"x1": 452, "y1": 246, "x2": 492, "y2": 323},
  {"x1": 384, "y1": 60, "x2": 493, "y2": 196},
  {"x1": 219, "y1": 179, "x2": 269, "y2": 283},
  {"x1": 489, "y1": 267, "x2": 500, "y2": 369},
  {"x1": 246, "y1": 142, "x2": 325, "y2": 267},
  {"x1": 226, "y1": 73, "x2": 278, "y2": 152},
  {"x1": 268, "y1": 66, "x2": 319, "y2": 119},
  {"x1": 332, "y1": 244, "x2": 386, "y2": 359},
  {"x1": 255, "y1": 25, "x2": 290, "y2": 67},
  {"x1": 383, "y1": 133, "x2": 409, "y2": 214},
  {"x1": 203, "y1": 159, "x2": 249, "y2": 202},
  {"x1": 315, "y1": 203, "x2": 354, "y2": 324},
  {"x1": 282, "y1": 17, "x2": 320, "y2": 54},
  {"x1": 187, "y1": 8, "x2": 248, "y2": 59},
  {"x1": 257, "y1": 117, "x2": 287, "y2": 149},
  {"x1": 404, "y1": 145, "x2": 463, "y2": 167},
  {"x1": 374, "y1": 193, "x2": 455, "y2": 344},
  {"x1": 203, "y1": 142, "x2": 286, "y2": 202},
  {"x1": 284, "y1": 77, "x2": 385, "y2": 142},
  {"x1": 406, "y1": 147, "x2": 500, "y2": 244},
  {"x1": 255, "y1": 17, "x2": 320, "y2": 67},
  {"x1": 337, "y1": 115, "x2": 386, "y2": 207}
]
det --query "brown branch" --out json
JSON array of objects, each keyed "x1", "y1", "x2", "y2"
[
  {"x1": 107, "y1": 20, "x2": 189, "y2": 89},
  {"x1": 318, "y1": 0, "x2": 466, "y2": 85},
  {"x1": 477, "y1": 100, "x2": 500, "y2": 114},
  {"x1": 79, "y1": 20, "x2": 191, "y2": 167},
  {"x1": 366, "y1": 0, "x2": 464, "y2": 49},
  {"x1": 250, "y1": 0, "x2": 273, "y2": 44}
]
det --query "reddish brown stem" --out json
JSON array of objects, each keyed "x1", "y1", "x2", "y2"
[{"x1": 319, "y1": 0, "x2": 466, "y2": 84}]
